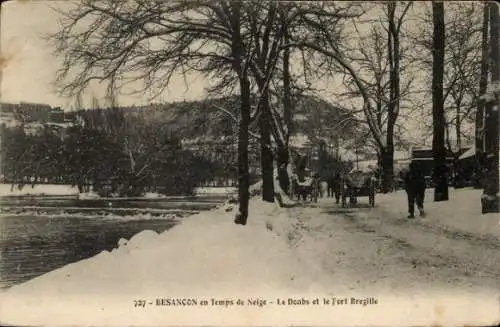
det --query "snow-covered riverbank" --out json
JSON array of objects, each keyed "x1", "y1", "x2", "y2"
[
  {"x1": 0, "y1": 184, "x2": 79, "y2": 197},
  {"x1": 0, "y1": 183, "x2": 237, "y2": 198},
  {"x1": 0, "y1": 189, "x2": 498, "y2": 326}
]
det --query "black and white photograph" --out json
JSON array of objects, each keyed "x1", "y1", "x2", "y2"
[{"x1": 0, "y1": 0, "x2": 499, "y2": 325}]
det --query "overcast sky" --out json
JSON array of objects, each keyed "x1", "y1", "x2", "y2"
[
  {"x1": 0, "y1": 1, "x2": 365, "y2": 110},
  {"x1": 1, "y1": 1, "x2": 466, "y2": 146},
  {"x1": 1, "y1": 1, "x2": 211, "y2": 109}
]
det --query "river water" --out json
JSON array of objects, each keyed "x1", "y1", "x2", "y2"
[{"x1": 0, "y1": 194, "x2": 229, "y2": 290}]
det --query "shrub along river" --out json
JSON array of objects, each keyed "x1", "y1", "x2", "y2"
[{"x1": 0, "y1": 193, "x2": 230, "y2": 290}]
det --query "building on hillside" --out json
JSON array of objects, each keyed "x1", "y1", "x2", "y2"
[
  {"x1": 18, "y1": 102, "x2": 52, "y2": 122},
  {"x1": 0, "y1": 110, "x2": 20, "y2": 128},
  {"x1": 0, "y1": 103, "x2": 19, "y2": 114},
  {"x1": 64, "y1": 111, "x2": 78, "y2": 123},
  {"x1": 49, "y1": 107, "x2": 65, "y2": 123},
  {"x1": 0, "y1": 102, "x2": 55, "y2": 124}
]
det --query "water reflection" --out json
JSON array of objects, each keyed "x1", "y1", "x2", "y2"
[{"x1": 0, "y1": 195, "x2": 225, "y2": 290}]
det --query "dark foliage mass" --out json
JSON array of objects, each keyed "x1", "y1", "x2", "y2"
[{"x1": 0, "y1": 108, "x2": 221, "y2": 197}]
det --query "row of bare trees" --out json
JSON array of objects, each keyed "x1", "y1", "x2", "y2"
[
  {"x1": 429, "y1": 1, "x2": 499, "y2": 210},
  {"x1": 50, "y1": 1, "x2": 367, "y2": 224},
  {"x1": 49, "y1": 1, "x2": 499, "y2": 222}
]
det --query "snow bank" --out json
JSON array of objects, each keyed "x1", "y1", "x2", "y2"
[
  {"x1": 0, "y1": 196, "x2": 321, "y2": 326},
  {"x1": 0, "y1": 184, "x2": 78, "y2": 197}
]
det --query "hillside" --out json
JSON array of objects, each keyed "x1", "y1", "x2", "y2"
[{"x1": 113, "y1": 94, "x2": 363, "y2": 150}]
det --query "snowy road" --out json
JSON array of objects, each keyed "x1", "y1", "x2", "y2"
[
  {"x1": 285, "y1": 192, "x2": 500, "y2": 297},
  {"x1": 0, "y1": 189, "x2": 498, "y2": 326}
]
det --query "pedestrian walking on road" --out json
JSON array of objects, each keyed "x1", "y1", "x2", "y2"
[
  {"x1": 403, "y1": 161, "x2": 426, "y2": 218},
  {"x1": 332, "y1": 172, "x2": 341, "y2": 204}
]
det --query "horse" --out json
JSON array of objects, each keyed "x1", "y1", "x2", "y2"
[
  {"x1": 319, "y1": 181, "x2": 328, "y2": 198},
  {"x1": 293, "y1": 173, "x2": 319, "y2": 202}
]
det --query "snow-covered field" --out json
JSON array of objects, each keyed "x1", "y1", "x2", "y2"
[{"x1": 0, "y1": 188, "x2": 498, "y2": 326}]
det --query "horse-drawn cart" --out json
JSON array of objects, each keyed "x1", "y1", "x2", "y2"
[
  {"x1": 293, "y1": 175, "x2": 319, "y2": 203},
  {"x1": 340, "y1": 168, "x2": 376, "y2": 207}
]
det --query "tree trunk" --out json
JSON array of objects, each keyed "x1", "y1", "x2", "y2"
[
  {"x1": 259, "y1": 93, "x2": 275, "y2": 203},
  {"x1": 235, "y1": 75, "x2": 251, "y2": 225},
  {"x1": 283, "y1": 27, "x2": 293, "y2": 140},
  {"x1": 383, "y1": 1, "x2": 399, "y2": 194},
  {"x1": 229, "y1": 1, "x2": 252, "y2": 225},
  {"x1": 277, "y1": 26, "x2": 293, "y2": 196},
  {"x1": 475, "y1": 3, "x2": 489, "y2": 189},
  {"x1": 482, "y1": 2, "x2": 500, "y2": 213},
  {"x1": 455, "y1": 106, "x2": 461, "y2": 151},
  {"x1": 380, "y1": 147, "x2": 394, "y2": 193},
  {"x1": 277, "y1": 146, "x2": 290, "y2": 195},
  {"x1": 432, "y1": 1, "x2": 449, "y2": 202}
]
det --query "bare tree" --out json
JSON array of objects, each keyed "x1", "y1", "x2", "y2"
[
  {"x1": 444, "y1": 4, "x2": 482, "y2": 154},
  {"x1": 412, "y1": 3, "x2": 482, "y2": 155},
  {"x1": 279, "y1": 21, "x2": 293, "y2": 195},
  {"x1": 247, "y1": 1, "x2": 284, "y2": 203},
  {"x1": 49, "y1": 0, "x2": 258, "y2": 224},
  {"x1": 243, "y1": 2, "x2": 362, "y2": 201},
  {"x1": 335, "y1": 3, "x2": 412, "y2": 193}
]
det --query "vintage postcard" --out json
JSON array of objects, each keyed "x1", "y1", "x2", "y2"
[{"x1": 0, "y1": 0, "x2": 499, "y2": 326}]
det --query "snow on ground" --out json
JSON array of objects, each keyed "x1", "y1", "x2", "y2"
[
  {"x1": 0, "y1": 188, "x2": 498, "y2": 326},
  {"x1": 0, "y1": 183, "x2": 79, "y2": 197},
  {"x1": 0, "y1": 183, "x2": 235, "y2": 198},
  {"x1": 0, "y1": 198, "x2": 321, "y2": 326},
  {"x1": 194, "y1": 186, "x2": 237, "y2": 195},
  {"x1": 143, "y1": 192, "x2": 167, "y2": 198},
  {"x1": 377, "y1": 188, "x2": 500, "y2": 239},
  {"x1": 77, "y1": 190, "x2": 101, "y2": 199}
]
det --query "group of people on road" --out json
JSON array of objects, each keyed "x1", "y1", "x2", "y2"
[
  {"x1": 292, "y1": 169, "x2": 342, "y2": 203},
  {"x1": 293, "y1": 160, "x2": 427, "y2": 219}
]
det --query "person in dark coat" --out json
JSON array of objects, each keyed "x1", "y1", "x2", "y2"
[
  {"x1": 327, "y1": 175, "x2": 335, "y2": 198},
  {"x1": 403, "y1": 161, "x2": 426, "y2": 218},
  {"x1": 333, "y1": 173, "x2": 342, "y2": 203}
]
